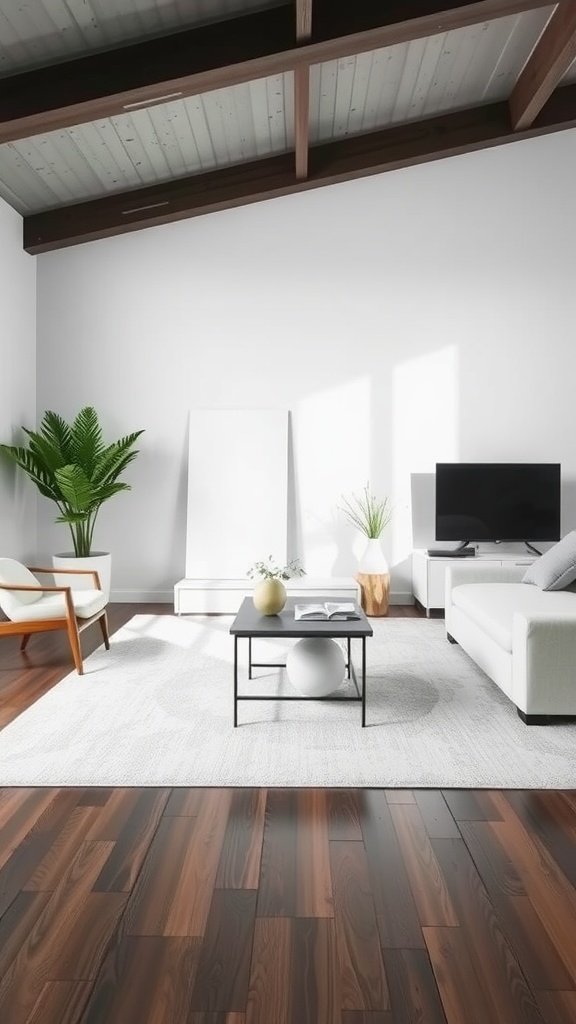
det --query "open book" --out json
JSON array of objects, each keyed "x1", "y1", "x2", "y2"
[{"x1": 294, "y1": 602, "x2": 360, "y2": 621}]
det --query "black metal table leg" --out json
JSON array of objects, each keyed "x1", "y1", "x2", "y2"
[
  {"x1": 248, "y1": 636, "x2": 252, "y2": 679},
  {"x1": 234, "y1": 635, "x2": 238, "y2": 727},
  {"x1": 347, "y1": 637, "x2": 351, "y2": 678},
  {"x1": 361, "y1": 636, "x2": 366, "y2": 726}
]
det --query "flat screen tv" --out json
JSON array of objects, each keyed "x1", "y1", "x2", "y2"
[{"x1": 435, "y1": 463, "x2": 561, "y2": 543}]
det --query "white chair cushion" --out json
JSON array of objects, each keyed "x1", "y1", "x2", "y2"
[
  {"x1": 0, "y1": 558, "x2": 44, "y2": 617},
  {"x1": 8, "y1": 589, "x2": 107, "y2": 622},
  {"x1": 452, "y1": 582, "x2": 576, "y2": 652}
]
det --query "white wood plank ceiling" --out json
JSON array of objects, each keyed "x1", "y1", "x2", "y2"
[
  {"x1": 309, "y1": 8, "x2": 554, "y2": 143},
  {"x1": 0, "y1": 0, "x2": 283, "y2": 75},
  {"x1": 0, "y1": 73, "x2": 294, "y2": 214}
]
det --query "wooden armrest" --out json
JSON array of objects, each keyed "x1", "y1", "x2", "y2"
[{"x1": 28, "y1": 566, "x2": 102, "y2": 588}]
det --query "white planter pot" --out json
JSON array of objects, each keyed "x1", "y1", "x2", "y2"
[
  {"x1": 52, "y1": 552, "x2": 112, "y2": 600},
  {"x1": 357, "y1": 538, "x2": 389, "y2": 575}
]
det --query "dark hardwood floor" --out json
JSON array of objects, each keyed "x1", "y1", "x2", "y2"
[{"x1": 1, "y1": 604, "x2": 576, "y2": 1023}]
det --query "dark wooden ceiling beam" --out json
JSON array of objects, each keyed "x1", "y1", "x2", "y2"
[
  {"x1": 0, "y1": 0, "x2": 554, "y2": 143},
  {"x1": 24, "y1": 83, "x2": 576, "y2": 255},
  {"x1": 297, "y1": 0, "x2": 314, "y2": 39},
  {"x1": 509, "y1": 2, "x2": 576, "y2": 130}
]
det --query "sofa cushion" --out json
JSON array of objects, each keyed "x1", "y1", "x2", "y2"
[
  {"x1": 451, "y1": 583, "x2": 576, "y2": 652},
  {"x1": 522, "y1": 531, "x2": 576, "y2": 591}
]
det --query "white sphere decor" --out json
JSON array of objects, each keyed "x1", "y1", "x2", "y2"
[{"x1": 286, "y1": 638, "x2": 346, "y2": 697}]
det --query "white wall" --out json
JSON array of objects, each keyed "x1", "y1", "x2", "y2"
[
  {"x1": 36, "y1": 127, "x2": 576, "y2": 600},
  {"x1": 0, "y1": 198, "x2": 37, "y2": 560}
]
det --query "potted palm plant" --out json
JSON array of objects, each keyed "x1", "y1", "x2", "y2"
[{"x1": 0, "y1": 407, "x2": 144, "y2": 598}]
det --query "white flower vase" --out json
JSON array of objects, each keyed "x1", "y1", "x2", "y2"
[
  {"x1": 357, "y1": 537, "x2": 388, "y2": 575},
  {"x1": 356, "y1": 537, "x2": 390, "y2": 617}
]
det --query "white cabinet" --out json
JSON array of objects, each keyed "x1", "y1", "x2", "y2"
[{"x1": 411, "y1": 550, "x2": 535, "y2": 615}]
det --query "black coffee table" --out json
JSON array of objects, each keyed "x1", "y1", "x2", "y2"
[{"x1": 229, "y1": 596, "x2": 373, "y2": 727}]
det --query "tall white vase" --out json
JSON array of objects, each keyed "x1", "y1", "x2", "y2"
[
  {"x1": 357, "y1": 537, "x2": 389, "y2": 575},
  {"x1": 52, "y1": 552, "x2": 112, "y2": 600}
]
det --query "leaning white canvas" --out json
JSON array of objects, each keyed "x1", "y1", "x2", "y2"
[{"x1": 185, "y1": 408, "x2": 288, "y2": 579}]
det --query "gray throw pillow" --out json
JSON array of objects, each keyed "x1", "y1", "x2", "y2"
[{"x1": 523, "y1": 530, "x2": 576, "y2": 590}]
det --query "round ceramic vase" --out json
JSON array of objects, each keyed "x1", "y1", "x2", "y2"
[{"x1": 253, "y1": 578, "x2": 287, "y2": 615}]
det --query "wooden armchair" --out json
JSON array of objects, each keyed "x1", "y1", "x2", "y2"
[{"x1": 0, "y1": 558, "x2": 110, "y2": 675}]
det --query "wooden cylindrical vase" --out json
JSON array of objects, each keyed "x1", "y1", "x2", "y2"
[{"x1": 356, "y1": 572, "x2": 390, "y2": 616}]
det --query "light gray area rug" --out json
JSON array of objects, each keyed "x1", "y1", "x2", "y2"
[{"x1": 1, "y1": 614, "x2": 575, "y2": 788}]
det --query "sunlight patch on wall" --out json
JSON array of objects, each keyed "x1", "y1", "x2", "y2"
[
  {"x1": 295, "y1": 377, "x2": 371, "y2": 575},
  {"x1": 393, "y1": 346, "x2": 459, "y2": 559}
]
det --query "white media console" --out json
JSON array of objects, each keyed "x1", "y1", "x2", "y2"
[{"x1": 412, "y1": 549, "x2": 536, "y2": 616}]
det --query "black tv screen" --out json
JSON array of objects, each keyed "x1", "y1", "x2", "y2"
[{"x1": 435, "y1": 463, "x2": 561, "y2": 542}]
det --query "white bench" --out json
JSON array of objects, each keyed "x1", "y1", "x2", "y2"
[{"x1": 174, "y1": 576, "x2": 361, "y2": 614}]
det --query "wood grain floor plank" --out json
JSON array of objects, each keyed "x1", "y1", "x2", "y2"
[
  {"x1": 188, "y1": 1015, "x2": 246, "y2": 1023},
  {"x1": 24, "y1": 980, "x2": 92, "y2": 1024},
  {"x1": 383, "y1": 948, "x2": 448, "y2": 1024},
  {"x1": 423, "y1": 926, "x2": 497, "y2": 1024},
  {"x1": 505, "y1": 791, "x2": 576, "y2": 889},
  {"x1": 432, "y1": 837, "x2": 545, "y2": 1024},
  {"x1": 535, "y1": 990, "x2": 576, "y2": 1024},
  {"x1": 80, "y1": 935, "x2": 200, "y2": 1024},
  {"x1": 441, "y1": 790, "x2": 504, "y2": 822},
  {"x1": 0, "y1": 789, "x2": 61, "y2": 871},
  {"x1": 296, "y1": 790, "x2": 333, "y2": 918},
  {"x1": 0, "y1": 841, "x2": 116, "y2": 1022},
  {"x1": 330, "y1": 841, "x2": 389, "y2": 1012},
  {"x1": 389, "y1": 805, "x2": 458, "y2": 928},
  {"x1": 327, "y1": 791, "x2": 363, "y2": 841},
  {"x1": 341, "y1": 1013, "x2": 394, "y2": 1023},
  {"x1": 0, "y1": 791, "x2": 84, "y2": 916},
  {"x1": 0, "y1": 891, "x2": 50, "y2": 981},
  {"x1": 214, "y1": 789, "x2": 267, "y2": 889},
  {"x1": 125, "y1": 789, "x2": 232, "y2": 937},
  {"x1": 163, "y1": 788, "x2": 206, "y2": 816},
  {"x1": 290, "y1": 917, "x2": 340, "y2": 1024},
  {"x1": 413, "y1": 792, "x2": 461, "y2": 840},
  {"x1": 457, "y1": 819, "x2": 525, "y2": 897},
  {"x1": 491, "y1": 816, "x2": 576, "y2": 983},
  {"x1": 361, "y1": 790, "x2": 425, "y2": 949},
  {"x1": 23, "y1": 807, "x2": 98, "y2": 891},
  {"x1": 256, "y1": 790, "x2": 297, "y2": 917},
  {"x1": 191, "y1": 889, "x2": 257, "y2": 1012},
  {"x1": 89, "y1": 788, "x2": 171, "y2": 892},
  {"x1": 460, "y1": 821, "x2": 572, "y2": 990},
  {"x1": 246, "y1": 917, "x2": 292, "y2": 1024},
  {"x1": 385, "y1": 791, "x2": 415, "y2": 804},
  {"x1": 77, "y1": 789, "x2": 114, "y2": 806}
]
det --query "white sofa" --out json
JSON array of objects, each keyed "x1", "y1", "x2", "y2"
[{"x1": 445, "y1": 564, "x2": 576, "y2": 723}]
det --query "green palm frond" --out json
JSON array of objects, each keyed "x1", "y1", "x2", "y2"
[
  {"x1": 93, "y1": 433, "x2": 144, "y2": 486},
  {"x1": 0, "y1": 407, "x2": 144, "y2": 557},
  {"x1": 55, "y1": 464, "x2": 96, "y2": 511},
  {"x1": 69, "y1": 407, "x2": 104, "y2": 477},
  {"x1": 0, "y1": 445, "x2": 62, "y2": 502}
]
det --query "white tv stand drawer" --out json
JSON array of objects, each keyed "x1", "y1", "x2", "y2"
[{"x1": 411, "y1": 550, "x2": 535, "y2": 615}]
